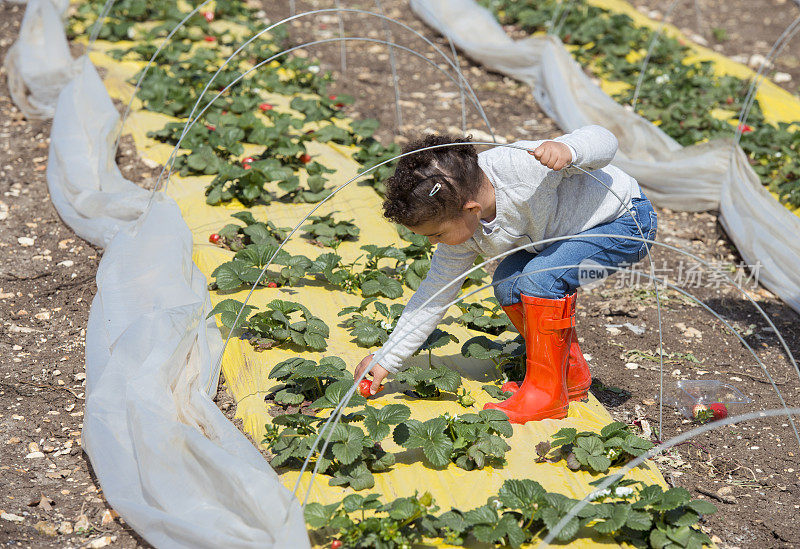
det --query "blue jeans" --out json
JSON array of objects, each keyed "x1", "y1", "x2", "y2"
[{"x1": 493, "y1": 193, "x2": 658, "y2": 304}]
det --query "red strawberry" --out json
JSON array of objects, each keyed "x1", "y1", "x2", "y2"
[
  {"x1": 208, "y1": 233, "x2": 220, "y2": 244},
  {"x1": 222, "y1": 110, "x2": 228, "y2": 115},
  {"x1": 205, "y1": 124, "x2": 215, "y2": 131},
  {"x1": 501, "y1": 381, "x2": 520, "y2": 394},
  {"x1": 267, "y1": 282, "x2": 278, "y2": 288},
  {"x1": 358, "y1": 379, "x2": 384, "y2": 397},
  {"x1": 328, "y1": 94, "x2": 337, "y2": 101},
  {"x1": 203, "y1": 35, "x2": 215, "y2": 42},
  {"x1": 259, "y1": 103, "x2": 273, "y2": 111},
  {"x1": 300, "y1": 153, "x2": 311, "y2": 164},
  {"x1": 725, "y1": 96, "x2": 734, "y2": 105},
  {"x1": 709, "y1": 402, "x2": 728, "y2": 420},
  {"x1": 331, "y1": 541, "x2": 342, "y2": 549},
  {"x1": 738, "y1": 123, "x2": 754, "y2": 133},
  {"x1": 243, "y1": 165, "x2": 251, "y2": 170},
  {"x1": 243, "y1": 157, "x2": 254, "y2": 164},
  {"x1": 202, "y1": 11, "x2": 214, "y2": 22},
  {"x1": 335, "y1": 103, "x2": 345, "y2": 108}
]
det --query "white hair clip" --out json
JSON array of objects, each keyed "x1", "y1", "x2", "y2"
[{"x1": 429, "y1": 182, "x2": 442, "y2": 197}]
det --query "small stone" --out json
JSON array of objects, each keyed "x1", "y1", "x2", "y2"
[
  {"x1": 26, "y1": 451, "x2": 45, "y2": 459},
  {"x1": 100, "y1": 509, "x2": 117, "y2": 526},
  {"x1": 0, "y1": 200, "x2": 7, "y2": 221},
  {"x1": 18, "y1": 236, "x2": 35, "y2": 247},
  {"x1": 34, "y1": 311, "x2": 51, "y2": 321},
  {"x1": 87, "y1": 536, "x2": 117, "y2": 548},
  {"x1": 58, "y1": 521, "x2": 73, "y2": 535},
  {"x1": 28, "y1": 442, "x2": 40, "y2": 453},
  {"x1": 57, "y1": 260, "x2": 74, "y2": 267},
  {"x1": 1, "y1": 512, "x2": 25, "y2": 523},
  {"x1": 774, "y1": 72, "x2": 792, "y2": 83},
  {"x1": 74, "y1": 514, "x2": 90, "y2": 533},
  {"x1": 6, "y1": 437, "x2": 21, "y2": 444},
  {"x1": 625, "y1": 362, "x2": 639, "y2": 370},
  {"x1": 643, "y1": 398, "x2": 657, "y2": 406},
  {"x1": 34, "y1": 521, "x2": 57, "y2": 537},
  {"x1": 74, "y1": 372, "x2": 86, "y2": 381}
]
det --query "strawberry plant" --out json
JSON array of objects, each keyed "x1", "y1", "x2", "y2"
[
  {"x1": 301, "y1": 213, "x2": 360, "y2": 247},
  {"x1": 305, "y1": 491, "x2": 439, "y2": 549},
  {"x1": 263, "y1": 403, "x2": 411, "y2": 490},
  {"x1": 394, "y1": 361, "x2": 462, "y2": 400},
  {"x1": 393, "y1": 410, "x2": 512, "y2": 471},
  {"x1": 213, "y1": 211, "x2": 289, "y2": 252},
  {"x1": 305, "y1": 476, "x2": 716, "y2": 548},
  {"x1": 544, "y1": 422, "x2": 655, "y2": 474},
  {"x1": 461, "y1": 335, "x2": 525, "y2": 381},
  {"x1": 339, "y1": 298, "x2": 405, "y2": 347},
  {"x1": 209, "y1": 245, "x2": 314, "y2": 290},
  {"x1": 207, "y1": 298, "x2": 329, "y2": 351},
  {"x1": 456, "y1": 298, "x2": 512, "y2": 336},
  {"x1": 266, "y1": 356, "x2": 351, "y2": 407}
]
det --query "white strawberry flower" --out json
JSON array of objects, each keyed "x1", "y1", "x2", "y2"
[
  {"x1": 380, "y1": 320, "x2": 393, "y2": 330},
  {"x1": 587, "y1": 488, "x2": 611, "y2": 501},
  {"x1": 614, "y1": 486, "x2": 634, "y2": 497}
]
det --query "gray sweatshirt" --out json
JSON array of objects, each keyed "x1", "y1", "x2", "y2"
[{"x1": 373, "y1": 125, "x2": 641, "y2": 374}]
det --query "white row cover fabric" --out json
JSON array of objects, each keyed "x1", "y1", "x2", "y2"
[
  {"x1": 50, "y1": 57, "x2": 311, "y2": 548},
  {"x1": 410, "y1": 0, "x2": 800, "y2": 314},
  {"x1": 3, "y1": 0, "x2": 77, "y2": 119},
  {"x1": 0, "y1": 1, "x2": 313, "y2": 542}
]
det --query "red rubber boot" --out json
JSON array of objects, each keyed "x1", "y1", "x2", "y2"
[
  {"x1": 563, "y1": 292, "x2": 591, "y2": 401},
  {"x1": 484, "y1": 293, "x2": 572, "y2": 423},
  {"x1": 501, "y1": 291, "x2": 591, "y2": 402}
]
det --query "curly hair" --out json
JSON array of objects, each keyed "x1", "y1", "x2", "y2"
[{"x1": 382, "y1": 133, "x2": 482, "y2": 227}]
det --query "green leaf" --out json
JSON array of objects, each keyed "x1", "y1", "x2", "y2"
[
  {"x1": 587, "y1": 454, "x2": 612, "y2": 473},
  {"x1": 600, "y1": 421, "x2": 629, "y2": 439},
  {"x1": 687, "y1": 499, "x2": 717, "y2": 516},
  {"x1": 551, "y1": 427, "x2": 577, "y2": 447},
  {"x1": 625, "y1": 509, "x2": 653, "y2": 531},
  {"x1": 303, "y1": 501, "x2": 339, "y2": 528},
  {"x1": 207, "y1": 299, "x2": 256, "y2": 329},
  {"x1": 576, "y1": 435, "x2": 604, "y2": 456},
  {"x1": 312, "y1": 380, "x2": 366, "y2": 409},
  {"x1": 498, "y1": 479, "x2": 546, "y2": 510},
  {"x1": 330, "y1": 424, "x2": 365, "y2": 465}
]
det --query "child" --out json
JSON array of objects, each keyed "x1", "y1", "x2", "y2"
[{"x1": 353, "y1": 125, "x2": 658, "y2": 424}]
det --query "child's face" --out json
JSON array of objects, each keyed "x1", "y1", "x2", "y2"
[{"x1": 408, "y1": 210, "x2": 480, "y2": 246}]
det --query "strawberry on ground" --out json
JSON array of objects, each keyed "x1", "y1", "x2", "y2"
[
  {"x1": 208, "y1": 233, "x2": 220, "y2": 244},
  {"x1": 259, "y1": 103, "x2": 273, "y2": 111},
  {"x1": 709, "y1": 402, "x2": 728, "y2": 420},
  {"x1": 267, "y1": 282, "x2": 278, "y2": 288},
  {"x1": 300, "y1": 153, "x2": 311, "y2": 164},
  {"x1": 203, "y1": 35, "x2": 215, "y2": 42},
  {"x1": 331, "y1": 541, "x2": 342, "y2": 549}
]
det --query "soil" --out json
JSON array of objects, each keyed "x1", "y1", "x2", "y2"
[
  {"x1": 0, "y1": 0, "x2": 798, "y2": 548},
  {"x1": 631, "y1": 0, "x2": 800, "y2": 95}
]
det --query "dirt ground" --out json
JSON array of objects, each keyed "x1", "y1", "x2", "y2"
[
  {"x1": 1, "y1": 0, "x2": 799, "y2": 547},
  {"x1": 632, "y1": 0, "x2": 800, "y2": 95}
]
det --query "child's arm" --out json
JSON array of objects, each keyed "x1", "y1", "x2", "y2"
[
  {"x1": 355, "y1": 242, "x2": 478, "y2": 389},
  {"x1": 552, "y1": 125, "x2": 619, "y2": 172}
]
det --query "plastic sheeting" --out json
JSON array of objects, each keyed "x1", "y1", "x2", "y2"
[
  {"x1": 3, "y1": 0, "x2": 77, "y2": 119},
  {"x1": 410, "y1": 0, "x2": 800, "y2": 314},
  {"x1": 40, "y1": 35, "x2": 312, "y2": 549}
]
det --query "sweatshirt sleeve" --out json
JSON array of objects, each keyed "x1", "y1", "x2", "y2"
[
  {"x1": 371, "y1": 242, "x2": 478, "y2": 374},
  {"x1": 553, "y1": 125, "x2": 618, "y2": 173}
]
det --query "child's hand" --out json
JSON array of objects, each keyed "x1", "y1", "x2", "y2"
[
  {"x1": 529, "y1": 141, "x2": 572, "y2": 170},
  {"x1": 354, "y1": 354, "x2": 388, "y2": 395}
]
